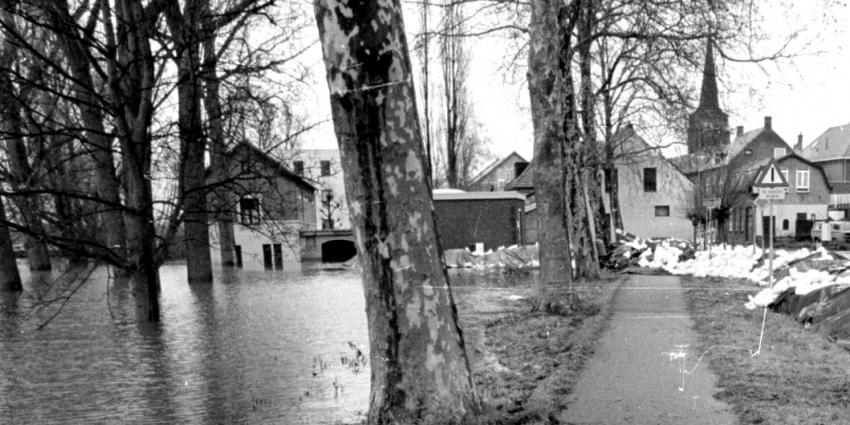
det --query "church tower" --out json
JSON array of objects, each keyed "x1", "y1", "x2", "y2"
[{"x1": 687, "y1": 40, "x2": 730, "y2": 156}]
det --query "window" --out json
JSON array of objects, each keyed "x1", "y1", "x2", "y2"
[
  {"x1": 744, "y1": 149, "x2": 753, "y2": 155},
  {"x1": 654, "y1": 205, "x2": 670, "y2": 217},
  {"x1": 796, "y1": 169, "x2": 810, "y2": 192},
  {"x1": 782, "y1": 219, "x2": 789, "y2": 230},
  {"x1": 323, "y1": 188, "x2": 333, "y2": 202},
  {"x1": 293, "y1": 161, "x2": 304, "y2": 175},
  {"x1": 239, "y1": 196, "x2": 260, "y2": 224},
  {"x1": 643, "y1": 168, "x2": 657, "y2": 192},
  {"x1": 320, "y1": 160, "x2": 331, "y2": 176},
  {"x1": 773, "y1": 147, "x2": 787, "y2": 158}
]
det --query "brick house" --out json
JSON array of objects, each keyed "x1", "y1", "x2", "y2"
[
  {"x1": 801, "y1": 122, "x2": 850, "y2": 218},
  {"x1": 208, "y1": 142, "x2": 318, "y2": 270},
  {"x1": 432, "y1": 190, "x2": 525, "y2": 251},
  {"x1": 684, "y1": 118, "x2": 830, "y2": 243},
  {"x1": 466, "y1": 152, "x2": 528, "y2": 191}
]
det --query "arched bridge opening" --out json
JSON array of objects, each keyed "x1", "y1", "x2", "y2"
[{"x1": 321, "y1": 239, "x2": 357, "y2": 263}]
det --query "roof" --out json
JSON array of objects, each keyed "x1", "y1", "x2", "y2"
[
  {"x1": 433, "y1": 191, "x2": 526, "y2": 202},
  {"x1": 231, "y1": 142, "x2": 319, "y2": 192},
  {"x1": 802, "y1": 122, "x2": 850, "y2": 162},
  {"x1": 506, "y1": 161, "x2": 534, "y2": 190},
  {"x1": 468, "y1": 152, "x2": 527, "y2": 185},
  {"x1": 727, "y1": 128, "x2": 762, "y2": 160}
]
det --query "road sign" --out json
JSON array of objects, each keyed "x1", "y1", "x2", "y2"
[
  {"x1": 754, "y1": 158, "x2": 789, "y2": 188},
  {"x1": 754, "y1": 198, "x2": 769, "y2": 209},
  {"x1": 757, "y1": 186, "x2": 787, "y2": 200},
  {"x1": 704, "y1": 197, "x2": 721, "y2": 209}
]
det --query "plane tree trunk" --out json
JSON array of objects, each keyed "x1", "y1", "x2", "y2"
[
  {"x1": 314, "y1": 1, "x2": 479, "y2": 422},
  {"x1": 528, "y1": 0, "x2": 574, "y2": 307}
]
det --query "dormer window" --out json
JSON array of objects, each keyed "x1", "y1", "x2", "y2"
[
  {"x1": 773, "y1": 147, "x2": 786, "y2": 158},
  {"x1": 239, "y1": 196, "x2": 261, "y2": 225}
]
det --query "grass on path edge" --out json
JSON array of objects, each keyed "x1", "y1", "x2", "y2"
[
  {"x1": 470, "y1": 273, "x2": 623, "y2": 424},
  {"x1": 681, "y1": 276, "x2": 850, "y2": 425}
]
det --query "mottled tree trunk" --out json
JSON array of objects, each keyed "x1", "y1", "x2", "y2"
[
  {"x1": 0, "y1": 200, "x2": 22, "y2": 291},
  {"x1": 314, "y1": 1, "x2": 479, "y2": 423},
  {"x1": 165, "y1": 0, "x2": 212, "y2": 283},
  {"x1": 528, "y1": 0, "x2": 574, "y2": 305}
]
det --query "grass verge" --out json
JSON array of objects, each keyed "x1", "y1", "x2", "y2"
[
  {"x1": 681, "y1": 275, "x2": 850, "y2": 424},
  {"x1": 466, "y1": 272, "x2": 622, "y2": 424}
]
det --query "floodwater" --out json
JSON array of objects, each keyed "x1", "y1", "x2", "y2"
[{"x1": 0, "y1": 261, "x2": 534, "y2": 424}]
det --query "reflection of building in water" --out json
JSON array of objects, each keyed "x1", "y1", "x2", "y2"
[{"x1": 209, "y1": 142, "x2": 317, "y2": 270}]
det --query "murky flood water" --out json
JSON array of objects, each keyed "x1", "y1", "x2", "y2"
[{"x1": 0, "y1": 262, "x2": 533, "y2": 424}]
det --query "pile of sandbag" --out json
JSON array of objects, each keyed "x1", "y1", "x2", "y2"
[
  {"x1": 603, "y1": 229, "x2": 695, "y2": 271},
  {"x1": 443, "y1": 244, "x2": 539, "y2": 270}
]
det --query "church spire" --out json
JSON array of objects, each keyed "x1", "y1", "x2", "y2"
[{"x1": 698, "y1": 39, "x2": 720, "y2": 110}]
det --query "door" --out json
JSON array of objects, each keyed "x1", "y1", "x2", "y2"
[
  {"x1": 262, "y1": 244, "x2": 272, "y2": 270},
  {"x1": 273, "y1": 243, "x2": 283, "y2": 270},
  {"x1": 762, "y1": 216, "x2": 775, "y2": 241}
]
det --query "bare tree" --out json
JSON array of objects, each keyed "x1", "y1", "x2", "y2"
[
  {"x1": 439, "y1": 0, "x2": 470, "y2": 188},
  {"x1": 314, "y1": 0, "x2": 480, "y2": 422}
]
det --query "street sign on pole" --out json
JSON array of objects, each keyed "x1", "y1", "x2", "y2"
[
  {"x1": 754, "y1": 198, "x2": 769, "y2": 210},
  {"x1": 704, "y1": 197, "x2": 721, "y2": 209},
  {"x1": 754, "y1": 158, "x2": 790, "y2": 188},
  {"x1": 756, "y1": 187, "x2": 787, "y2": 200}
]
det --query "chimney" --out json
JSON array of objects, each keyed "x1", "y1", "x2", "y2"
[
  {"x1": 794, "y1": 133, "x2": 803, "y2": 151},
  {"x1": 764, "y1": 116, "x2": 772, "y2": 130},
  {"x1": 736, "y1": 125, "x2": 743, "y2": 136}
]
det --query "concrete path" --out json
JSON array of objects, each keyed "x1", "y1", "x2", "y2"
[{"x1": 558, "y1": 275, "x2": 738, "y2": 425}]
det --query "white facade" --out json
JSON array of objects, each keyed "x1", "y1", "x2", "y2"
[
  {"x1": 603, "y1": 128, "x2": 695, "y2": 241},
  {"x1": 289, "y1": 149, "x2": 350, "y2": 230},
  {"x1": 752, "y1": 203, "x2": 828, "y2": 239},
  {"x1": 210, "y1": 220, "x2": 306, "y2": 271}
]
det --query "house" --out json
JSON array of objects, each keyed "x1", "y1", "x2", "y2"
[
  {"x1": 671, "y1": 40, "x2": 830, "y2": 244},
  {"x1": 208, "y1": 142, "x2": 318, "y2": 270},
  {"x1": 466, "y1": 152, "x2": 528, "y2": 191},
  {"x1": 432, "y1": 189, "x2": 525, "y2": 251},
  {"x1": 683, "y1": 118, "x2": 830, "y2": 243},
  {"x1": 801, "y1": 122, "x2": 850, "y2": 218},
  {"x1": 288, "y1": 149, "x2": 350, "y2": 230},
  {"x1": 603, "y1": 126, "x2": 695, "y2": 241}
]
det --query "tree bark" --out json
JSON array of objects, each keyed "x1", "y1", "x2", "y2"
[
  {"x1": 43, "y1": 0, "x2": 127, "y2": 264},
  {"x1": 528, "y1": 0, "x2": 574, "y2": 305},
  {"x1": 103, "y1": 0, "x2": 161, "y2": 322},
  {"x1": 165, "y1": 0, "x2": 213, "y2": 283},
  {"x1": 0, "y1": 199, "x2": 22, "y2": 291},
  {"x1": 0, "y1": 6, "x2": 51, "y2": 272},
  {"x1": 314, "y1": 1, "x2": 479, "y2": 422},
  {"x1": 570, "y1": 0, "x2": 600, "y2": 278}
]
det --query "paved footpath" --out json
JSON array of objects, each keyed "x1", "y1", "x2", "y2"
[{"x1": 558, "y1": 274, "x2": 738, "y2": 425}]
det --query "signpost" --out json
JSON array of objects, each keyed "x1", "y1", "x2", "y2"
[{"x1": 751, "y1": 158, "x2": 789, "y2": 356}]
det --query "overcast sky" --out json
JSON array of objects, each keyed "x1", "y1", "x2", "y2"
[{"x1": 298, "y1": 1, "x2": 850, "y2": 166}]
